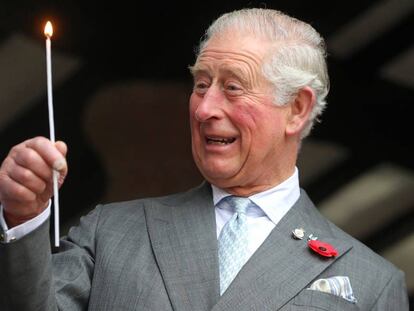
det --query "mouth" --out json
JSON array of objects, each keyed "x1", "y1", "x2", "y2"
[{"x1": 205, "y1": 136, "x2": 236, "y2": 145}]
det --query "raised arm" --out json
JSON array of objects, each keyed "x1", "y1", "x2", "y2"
[{"x1": 0, "y1": 136, "x2": 67, "y2": 228}]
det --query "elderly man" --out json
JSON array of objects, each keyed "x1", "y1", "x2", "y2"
[{"x1": 0, "y1": 8, "x2": 409, "y2": 311}]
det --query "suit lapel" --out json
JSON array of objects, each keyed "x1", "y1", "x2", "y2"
[
  {"x1": 212, "y1": 190, "x2": 353, "y2": 311},
  {"x1": 145, "y1": 183, "x2": 220, "y2": 311}
]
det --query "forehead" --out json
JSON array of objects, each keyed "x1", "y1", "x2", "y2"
[{"x1": 193, "y1": 34, "x2": 270, "y2": 75}]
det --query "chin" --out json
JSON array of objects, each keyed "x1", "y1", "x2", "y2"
[
  {"x1": 193, "y1": 152, "x2": 241, "y2": 180},
  {"x1": 198, "y1": 166, "x2": 239, "y2": 187}
]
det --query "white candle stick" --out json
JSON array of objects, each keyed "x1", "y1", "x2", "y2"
[{"x1": 44, "y1": 21, "x2": 60, "y2": 247}]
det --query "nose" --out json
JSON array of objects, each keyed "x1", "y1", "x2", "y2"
[{"x1": 194, "y1": 86, "x2": 224, "y2": 122}]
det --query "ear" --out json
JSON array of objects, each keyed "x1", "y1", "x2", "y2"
[{"x1": 285, "y1": 86, "x2": 315, "y2": 136}]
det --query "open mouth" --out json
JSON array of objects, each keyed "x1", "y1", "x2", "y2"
[{"x1": 206, "y1": 136, "x2": 236, "y2": 145}]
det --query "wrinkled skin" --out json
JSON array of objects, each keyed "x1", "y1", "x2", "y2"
[
  {"x1": 189, "y1": 33, "x2": 314, "y2": 196},
  {"x1": 0, "y1": 137, "x2": 67, "y2": 227}
]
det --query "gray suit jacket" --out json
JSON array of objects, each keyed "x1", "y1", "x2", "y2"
[{"x1": 0, "y1": 183, "x2": 409, "y2": 310}]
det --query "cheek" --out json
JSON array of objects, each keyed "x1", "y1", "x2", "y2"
[
  {"x1": 189, "y1": 95, "x2": 199, "y2": 128},
  {"x1": 230, "y1": 103, "x2": 257, "y2": 126},
  {"x1": 235, "y1": 104, "x2": 286, "y2": 149},
  {"x1": 189, "y1": 94, "x2": 197, "y2": 115},
  {"x1": 231, "y1": 104, "x2": 266, "y2": 135}
]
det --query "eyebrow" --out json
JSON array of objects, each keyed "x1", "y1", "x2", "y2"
[
  {"x1": 219, "y1": 67, "x2": 250, "y2": 86},
  {"x1": 188, "y1": 64, "x2": 210, "y2": 78},
  {"x1": 189, "y1": 64, "x2": 251, "y2": 87}
]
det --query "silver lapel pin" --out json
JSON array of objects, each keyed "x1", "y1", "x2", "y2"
[{"x1": 292, "y1": 228, "x2": 306, "y2": 240}]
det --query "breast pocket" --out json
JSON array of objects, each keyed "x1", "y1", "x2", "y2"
[{"x1": 292, "y1": 289, "x2": 360, "y2": 311}]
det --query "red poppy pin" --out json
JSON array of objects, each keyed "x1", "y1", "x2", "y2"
[{"x1": 308, "y1": 239, "x2": 338, "y2": 258}]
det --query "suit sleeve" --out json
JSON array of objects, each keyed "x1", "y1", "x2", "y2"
[
  {"x1": 0, "y1": 205, "x2": 102, "y2": 311},
  {"x1": 370, "y1": 269, "x2": 409, "y2": 311}
]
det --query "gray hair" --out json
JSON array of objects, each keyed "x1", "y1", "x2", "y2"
[{"x1": 197, "y1": 8, "x2": 330, "y2": 138}]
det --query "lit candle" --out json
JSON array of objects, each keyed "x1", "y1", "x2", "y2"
[{"x1": 44, "y1": 21, "x2": 60, "y2": 247}]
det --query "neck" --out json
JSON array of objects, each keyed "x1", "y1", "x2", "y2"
[{"x1": 223, "y1": 166, "x2": 296, "y2": 197}]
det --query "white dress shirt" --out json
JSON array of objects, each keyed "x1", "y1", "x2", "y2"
[
  {"x1": 0, "y1": 168, "x2": 300, "y2": 245},
  {"x1": 0, "y1": 203, "x2": 50, "y2": 243},
  {"x1": 213, "y1": 167, "x2": 300, "y2": 259}
]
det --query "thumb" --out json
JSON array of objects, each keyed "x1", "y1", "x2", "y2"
[
  {"x1": 55, "y1": 140, "x2": 68, "y2": 157},
  {"x1": 54, "y1": 141, "x2": 68, "y2": 187}
]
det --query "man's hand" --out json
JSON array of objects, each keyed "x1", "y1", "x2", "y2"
[{"x1": 0, "y1": 137, "x2": 68, "y2": 228}]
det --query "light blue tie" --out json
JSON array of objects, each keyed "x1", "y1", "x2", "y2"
[{"x1": 218, "y1": 196, "x2": 250, "y2": 295}]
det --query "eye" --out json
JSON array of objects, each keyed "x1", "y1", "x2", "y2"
[
  {"x1": 227, "y1": 84, "x2": 240, "y2": 91},
  {"x1": 193, "y1": 79, "x2": 210, "y2": 95},
  {"x1": 225, "y1": 82, "x2": 243, "y2": 95}
]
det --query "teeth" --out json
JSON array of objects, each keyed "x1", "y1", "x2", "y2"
[{"x1": 206, "y1": 137, "x2": 236, "y2": 145}]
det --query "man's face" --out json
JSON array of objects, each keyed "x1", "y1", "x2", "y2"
[{"x1": 189, "y1": 33, "x2": 294, "y2": 195}]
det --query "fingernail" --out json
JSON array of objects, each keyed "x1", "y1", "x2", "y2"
[{"x1": 53, "y1": 158, "x2": 66, "y2": 171}]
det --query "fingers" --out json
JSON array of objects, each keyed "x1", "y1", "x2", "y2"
[
  {"x1": 5, "y1": 159, "x2": 47, "y2": 194},
  {"x1": 10, "y1": 144, "x2": 53, "y2": 181},
  {"x1": 0, "y1": 172, "x2": 37, "y2": 202},
  {"x1": 0, "y1": 137, "x2": 68, "y2": 225},
  {"x1": 24, "y1": 137, "x2": 67, "y2": 172}
]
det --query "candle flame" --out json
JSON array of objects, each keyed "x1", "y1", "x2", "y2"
[{"x1": 44, "y1": 21, "x2": 53, "y2": 38}]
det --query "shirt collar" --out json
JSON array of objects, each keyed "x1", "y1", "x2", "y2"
[{"x1": 211, "y1": 167, "x2": 300, "y2": 225}]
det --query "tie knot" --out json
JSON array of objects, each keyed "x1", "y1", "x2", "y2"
[{"x1": 226, "y1": 196, "x2": 251, "y2": 215}]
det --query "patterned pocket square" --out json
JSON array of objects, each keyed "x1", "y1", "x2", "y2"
[{"x1": 308, "y1": 276, "x2": 357, "y2": 303}]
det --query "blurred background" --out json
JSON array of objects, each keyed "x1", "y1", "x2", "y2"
[{"x1": 0, "y1": 0, "x2": 413, "y2": 307}]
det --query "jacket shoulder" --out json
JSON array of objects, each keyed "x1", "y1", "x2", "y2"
[{"x1": 92, "y1": 182, "x2": 210, "y2": 224}]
